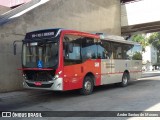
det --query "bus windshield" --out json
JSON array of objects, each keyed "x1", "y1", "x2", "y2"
[{"x1": 22, "y1": 40, "x2": 59, "y2": 68}]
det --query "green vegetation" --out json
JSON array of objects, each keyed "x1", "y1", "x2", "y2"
[
  {"x1": 147, "y1": 32, "x2": 160, "y2": 50},
  {"x1": 131, "y1": 34, "x2": 148, "y2": 52},
  {"x1": 132, "y1": 33, "x2": 160, "y2": 50},
  {"x1": 131, "y1": 32, "x2": 160, "y2": 63},
  {"x1": 132, "y1": 52, "x2": 142, "y2": 60}
]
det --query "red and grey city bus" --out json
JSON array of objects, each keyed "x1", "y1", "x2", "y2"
[{"x1": 15, "y1": 28, "x2": 142, "y2": 95}]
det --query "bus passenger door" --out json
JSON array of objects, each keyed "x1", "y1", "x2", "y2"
[
  {"x1": 81, "y1": 38, "x2": 101, "y2": 86},
  {"x1": 63, "y1": 34, "x2": 84, "y2": 90},
  {"x1": 97, "y1": 40, "x2": 112, "y2": 85}
]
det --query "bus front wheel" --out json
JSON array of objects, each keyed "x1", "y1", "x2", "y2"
[{"x1": 80, "y1": 76, "x2": 94, "y2": 95}]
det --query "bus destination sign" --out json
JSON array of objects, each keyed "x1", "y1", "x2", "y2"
[
  {"x1": 31, "y1": 32, "x2": 54, "y2": 38},
  {"x1": 25, "y1": 29, "x2": 61, "y2": 39}
]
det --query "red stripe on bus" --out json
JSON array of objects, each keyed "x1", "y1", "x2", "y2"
[{"x1": 101, "y1": 70, "x2": 142, "y2": 75}]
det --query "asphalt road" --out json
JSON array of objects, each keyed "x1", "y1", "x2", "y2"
[{"x1": 1, "y1": 72, "x2": 160, "y2": 120}]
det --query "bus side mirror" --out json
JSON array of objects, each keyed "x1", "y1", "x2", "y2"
[
  {"x1": 14, "y1": 43, "x2": 17, "y2": 55},
  {"x1": 13, "y1": 40, "x2": 22, "y2": 55},
  {"x1": 68, "y1": 43, "x2": 73, "y2": 53},
  {"x1": 64, "y1": 42, "x2": 73, "y2": 53}
]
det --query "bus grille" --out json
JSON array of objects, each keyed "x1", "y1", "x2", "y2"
[{"x1": 24, "y1": 70, "x2": 55, "y2": 82}]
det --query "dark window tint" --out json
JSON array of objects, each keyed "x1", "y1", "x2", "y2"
[
  {"x1": 97, "y1": 40, "x2": 112, "y2": 59},
  {"x1": 23, "y1": 41, "x2": 58, "y2": 68},
  {"x1": 81, "y1": 38, "x2": 97, "y2": 61},
  {"x1": 63, "y1": 35, "x2": 82, "y2": 66},
  {"x1": 122, "y1": 44, "x2": 133, "y2": 59},
  {"x1": 112, "y1": 43, "x2": 122, "y2": 59}
]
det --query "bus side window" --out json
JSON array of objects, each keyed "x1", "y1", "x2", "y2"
[
  {"x1": 81, "y1": 38, "x2": 97, "y2": 61},
  {"x1": 98, "y1": 40, "x2": 112, "y2": 59},
  {"x1": 112, "y1": 43, "x2": 122, "y2": 59},
  {"x1": 122, "y1": 45, "x2": 133, "y2": 60},
  {"x1": 132, "y1": 45, "x2": 142, "y2": 60},
  {"x1": 116, "y1": 47, "x2": 122, "y2": 59}
]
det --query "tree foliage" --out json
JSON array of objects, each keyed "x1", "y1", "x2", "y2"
[
  {"x1": 147, "y1": 32, "x2": 160, "y2": 50},
  {"x1": 131, "y1": 34, "x2": 148, "y2": 52},
  {"x1": 132, "y1": 52, "x2": 142, "y2": 60}
]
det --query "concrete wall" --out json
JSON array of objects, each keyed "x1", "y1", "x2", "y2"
[
  {"x1": 0, "y1": 5, "x2": 10, "y2": 14},
  {"x1": 0, "y1": 0, "x2": 121, "y2": 92}
]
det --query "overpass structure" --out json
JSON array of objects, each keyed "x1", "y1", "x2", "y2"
[
  {"x1": 121, "y1": 0, "x2": 160, "y2": 35},
  {"x1": 0, "y1": 0, "x2": 48, "y2": 24}
]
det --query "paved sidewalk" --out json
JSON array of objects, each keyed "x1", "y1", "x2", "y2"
[
  {"x1": 142, "y1": 70, "x2": 160, "y2": 73},
  {"x1": 1, "y1": 74, "x2": 160, "y2": 119},
  {"x1": 0, "y1": 89, "x2": 53, "y2": 100},
  {"x1": 142, "y1": 70, "x2": 160, "y2": 78}
]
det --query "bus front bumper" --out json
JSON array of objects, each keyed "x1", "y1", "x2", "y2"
[{"x1": 23, "y1": 78, "x2": 63, "y2": 91}]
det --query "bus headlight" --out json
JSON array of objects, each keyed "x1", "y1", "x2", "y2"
[
  {"x1": 53, "y1": 71, "x2": 62, "y2": 80},
  {"x1": 53, "y1": 74, "x2": 59, "y2": 80},
  {"x1": 23, "y1": 74, "x2": 27, "y2": 80}
]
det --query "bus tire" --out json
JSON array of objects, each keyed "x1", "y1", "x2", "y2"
[
  {"x1": 80, "y1": 76, "x2": 94, "y2": 95},
  {"x1": 120, "y1": 72, "x2": 129, "y2": 87}
]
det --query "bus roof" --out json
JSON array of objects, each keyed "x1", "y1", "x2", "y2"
[
  {"x1": 25, "y1": 28, "x2": 99, "y2": 39},
  {"x1": 25, "y1": 28, "x2": 140, "y2": 46},
  {"x1": 101, "y1": 34, "x2": 140, "y2": 45}
]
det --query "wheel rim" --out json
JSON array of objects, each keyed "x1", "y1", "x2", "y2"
[
  {"x1": 123, "y1": 76, "x2": 128, "y2": 85},
  {"x1": 84, "y1": 81, "x2": 92, "y2": 92}
]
